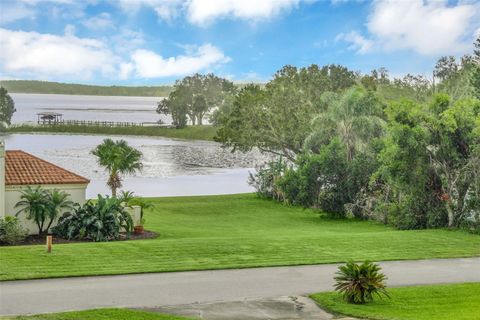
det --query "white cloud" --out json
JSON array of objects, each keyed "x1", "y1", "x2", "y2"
[
  {"x1": 186, "y1": 0, "x2": 301, "y2": 25},
  {"x1": 367, "y1": 0, "x2": 478, "y2": 55},
  {"x1": 0, "y1": 27, "x2": 231, "y2": 81},
  {"x1": 0, "y1": 28, "x2": 117, "y2": 80},
  {"x1": 336, "y1": 31, "x2": 373, "y2": 54},
  {"x1": 130, "y1": 44, "x2": 230, "y2": 78},
  {"x1": 118, "y1": 0, "x2": 302, "y2": 25},
  {"x1": 82, "y1": 12, "x2": 114, "y2": 30}
]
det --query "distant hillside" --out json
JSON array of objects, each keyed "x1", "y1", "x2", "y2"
[{"x1": 0, "y1": 80, "x2": 172, "y2": 97}]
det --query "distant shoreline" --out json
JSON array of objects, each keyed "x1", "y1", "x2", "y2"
[
  {"x1": 0, "y1": 80, "x2": 173, "y2": 97},
  {"x1": 4, "y1": 124, "x2": 218, "y2": 141}
]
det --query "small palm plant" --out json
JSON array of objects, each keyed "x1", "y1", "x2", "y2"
[
  {"x1": 44, "y1": 190, "x2": 74, "y2": 234},
  {"x1": 15, "y1": 186, "x2": 49, "y2": 234},
  {"x1": 334, "y1": 261, "x2": 389, "y2": 304},
  {"x1": 91, "y1": 139, "x2": 143, "y2": 197}
]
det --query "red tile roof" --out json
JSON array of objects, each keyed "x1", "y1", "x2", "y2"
[{"x1": 5, "y1": 150, "x2": 90, "y2": 186}]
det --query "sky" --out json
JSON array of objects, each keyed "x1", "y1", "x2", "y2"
[{"x1": 0, "y1": 0, "x2": 479, "y2": 85}]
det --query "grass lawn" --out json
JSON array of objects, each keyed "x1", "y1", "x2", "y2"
[
  {"x1": 311, "y1": 282, "x2": 480, "y2": 320},
  {"x1": 2, "y1": 308, "x2": 193, "y2": 320},
  {"x1": 0, "y1": 194, "x2": 479, "y2": 281},
  {"x1": 6, "y1": 124, "x2": 217, "y2": 141}
]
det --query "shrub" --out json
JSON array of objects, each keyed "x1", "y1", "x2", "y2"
[
  {"x1": 248, "y1": 157, "x2": 287, "y2": 200},
  {"x1": 15, "y1": 186, "x2": 73, "y2": 235},
  {"x1": 53, "y1": 195, "x2": 133, "y2": 242},
  {"x1": 0, "y1": 216, "x2": 27, "y2": 245},
  {"x1": 334, "y1": 261, "x2": 389, "y2": 304}
]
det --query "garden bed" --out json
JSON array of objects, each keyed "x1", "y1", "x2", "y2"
[{"x1": 0, "y1": 230, "x2": 158, "y2": 246}]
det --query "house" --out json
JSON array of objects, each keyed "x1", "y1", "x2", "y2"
[{"x1": 0, "y1": 140, "x2": 90, "y2": 234}]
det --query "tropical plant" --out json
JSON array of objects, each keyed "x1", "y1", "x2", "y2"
[
  {"x1": 127, "y1": 197, "x2": 154, "y2": 226},
  {"x1": 14, "y1": 186, "x2": 49, "y2": 234},
  {"x1": 0, "y1": 216, "x2": 27, "y2": 245},
  {"x1": 305, "y1": 86, "x2": 385, "y2": 162},
  {"x1": 118, "y1": 190, "x2": 136, "y2": 204},
  {"x1": 91, "y1": 139, "x2": 143, "y2": 197},
  {"x1": 44, "y1": 190, "x2": 74, "y2": 234},
  {"x1": 334, "y1": 261, "x2": 389, "y2": 304},
  {"x1": 53, "y1": 195, "x2": 133, "y2": 242}
]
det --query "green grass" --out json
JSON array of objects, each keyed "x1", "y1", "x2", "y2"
[
  {"x1": 0, "y1": 194, "x2": 479, "y2": 281},
  {"x1": 311, "y1": 282, "x2": 480, "y2": 320},
  {"x1": 6, "y1": 125, "x2": 217, "y2": 141},
  {"x1": 2, "y1": 308, "x2": 193, "y2": 320}
]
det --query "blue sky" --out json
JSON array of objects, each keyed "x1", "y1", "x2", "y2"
[{"x1": 0, "y1": 0, "x2": 479, "y2": 85}]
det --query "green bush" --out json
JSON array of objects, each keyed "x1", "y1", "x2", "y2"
[
  {"x1": 248, "y1": 157, "x2": 287, "y2": 201},
  {"x1": 53, "y1": 195, "x2": 133, "y2": 242},
  {"x1": 0, "y1": 216, "x2": 27, "y2": 245},
  {"x1": 334, "y1": 261, "x2": 389, "y2": 304}
]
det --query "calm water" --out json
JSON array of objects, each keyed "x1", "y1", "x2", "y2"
[
  {"x1": 2, "y1": 133, "x2": 257, "y2": 198},
  {"x1": 11, "y1": 93, "x2": 167, "y2": 124}
]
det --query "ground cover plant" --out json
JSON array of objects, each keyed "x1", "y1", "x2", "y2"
[
  {"x1": 2, "y1": 308, "x2": 194, "y2": 320},
  {"x1": 311, "y1": 282, "x2": 480, "y2": 320},
  {"x1": 0, "y1": 194, "x2": 479, "y2": 281},
  {"x1": 334, "y1": 261, "x2": 389, "y2": 304}
]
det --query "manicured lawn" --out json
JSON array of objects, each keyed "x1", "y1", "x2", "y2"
[
  {"x1": 311, "y1": 282, "x2": 480, "y2": 320},
  {"x1": 7, "y1": 124, "x2": 217, "y2": 141},
  {"x1": 0, "y1": 194, "x2": 479, "y2": 280},
  {"x1": 2, "y1": 308, "x2": 193, "y2": 320}
]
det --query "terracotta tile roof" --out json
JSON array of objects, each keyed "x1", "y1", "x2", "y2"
[{"x1": 5, "y1": 150, "x2": 90, "y2": 186}]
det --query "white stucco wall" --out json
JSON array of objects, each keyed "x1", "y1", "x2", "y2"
[{"x1": 4, "y1": 183, "x2": 88, "y2": 235}]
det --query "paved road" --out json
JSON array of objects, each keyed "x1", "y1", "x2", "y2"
[{"x1": 1, "y1": 257, "x2": 479, "y2": 316}]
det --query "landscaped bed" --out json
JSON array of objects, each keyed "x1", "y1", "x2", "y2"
[
  {"x1": 2, "y1": 308, "x2": 194, "y2": 320},
  {"x1": 311, "y1": 282, "x2": 480, "y2": 320},
  {"x1": 0, "y1": 194, "x2": 479, "y2": 281},
  {"x1": 0, "y1": 230, "x2": 158, "y2": 246}
]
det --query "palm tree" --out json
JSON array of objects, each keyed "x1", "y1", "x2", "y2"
[
  {"x1": 15, "y1": 186, "x2": 49, "y2": 234},
  {"x1": 91, "y1": 139, "x2": 143, "y2": 197},
  {"x1": 44, "y1": 190, "x2": 74, "y2": 234},
  {"x1": 305, "y1": 86, "x2": 385, "y2": 161}
]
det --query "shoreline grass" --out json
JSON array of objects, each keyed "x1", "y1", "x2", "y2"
[
  {"x1": 311, "y1": 282, "x2": 480, "y2": 320},
  {"x1": 5, "y1": 124, "x2": 217, "y2": 141},
  {"x1": 0, "y1": 194, "x2": 479, "y2": 281}
]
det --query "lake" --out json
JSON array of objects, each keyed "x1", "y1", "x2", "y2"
[
  {"x1": 10, "y1": 93, "x2": 167, "y2": 124},
  {"x1": 2, "y1": 133, "x2": 259, "y2": 198}
]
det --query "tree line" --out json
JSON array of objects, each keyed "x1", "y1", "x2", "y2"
[
  {"x1": 211, "y1": 36, "x2": 479, "y2": 232},
  {"x1": 0, "y1": 80, "x2": 173, "y2": 97}
]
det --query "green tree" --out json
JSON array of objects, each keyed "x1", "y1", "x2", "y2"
[
  {"x1": 0, "y1": 87, "x2": 16, "y2": 129},
  {"x1": 157, "y1": 73, "x2": 235, "y2": 128},
  {"x1": 91, "y1": 139, "x2": 143, "y2": 197},
  {"x1": 216, "y1": 64, "x2": 356, "y2": 161},
  {"x1": 305, "y1": 86, "x2": 385, "y2": 162},
  {"x1": 376, "y1": 95, "x2": 480, "y2": 228}
]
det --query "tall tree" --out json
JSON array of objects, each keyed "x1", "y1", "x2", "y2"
[
  {"x1": 305, "y1": 86, "x2": 385, "y2": 162},
  {"x1": 157, "y1": 73, "x2": 235, "y2": 128},
  {"x1": 0, "y1": 87, "x2": 16, "y2": 129},
  {"x1": 216, "y1": 64, "x2": 357, "y2": 161},
  {"x1": 91, "y1": 139, "x2": 143, "y2": 197}
]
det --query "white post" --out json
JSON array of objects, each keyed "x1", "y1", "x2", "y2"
[{"x1": 0, "y1": 139, "x2": 5, "y2": 218}]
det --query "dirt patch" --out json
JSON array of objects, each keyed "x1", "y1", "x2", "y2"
[{"x1": 0, "y1": 230, "x2": 158, "y2": 246}]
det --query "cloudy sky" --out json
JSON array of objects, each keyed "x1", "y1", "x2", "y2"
[{"x1": 0, "y1": 0, "x2": 479, "y2": 85}]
